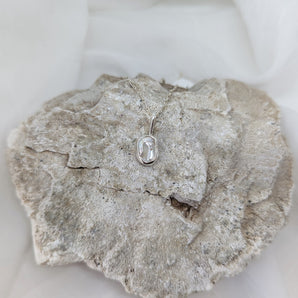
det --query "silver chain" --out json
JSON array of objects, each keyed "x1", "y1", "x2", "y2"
[{"x1": 128, "y1": 79, "x2": 177, "y2": 130}]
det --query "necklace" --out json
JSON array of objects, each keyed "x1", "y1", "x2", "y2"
[{"x1": 128, "y1": 79, "x2": 177, "y2": 166}]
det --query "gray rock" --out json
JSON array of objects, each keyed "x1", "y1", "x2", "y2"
[{"x1": 7, "y1": 74, "x2": 293, "y2": 297}]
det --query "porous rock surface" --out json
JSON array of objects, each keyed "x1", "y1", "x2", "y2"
[{"x1": 7, "y1": 74, "x2": 293, "y2": 297}]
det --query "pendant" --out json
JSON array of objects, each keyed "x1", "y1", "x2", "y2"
[{"x1": 136, "y1": 116, "x2": 158, "y2": 166}]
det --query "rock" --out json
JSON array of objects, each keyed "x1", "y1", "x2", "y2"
[{"x1": 7, "y1": 74, "x2": 293, "y2": 297}]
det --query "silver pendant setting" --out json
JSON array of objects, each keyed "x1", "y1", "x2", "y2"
[
  {"x1": 136, "y1": 135, "x2": 158, "y2": 166},
  {"x1": 136, "y1": 116, "x2": 158, "y2": 166}
]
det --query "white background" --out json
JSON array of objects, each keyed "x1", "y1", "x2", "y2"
[{"x1": 1, "y1": 1, "x2": 298, "y2": 297}]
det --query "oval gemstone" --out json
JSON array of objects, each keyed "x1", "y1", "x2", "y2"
[{"x1": 136, "y1": 135, "x2": 158, "y2": 166}]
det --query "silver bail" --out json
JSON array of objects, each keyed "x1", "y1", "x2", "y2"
[{"x1": 149, "y1": 115, "x2": 155, "y2": 136}]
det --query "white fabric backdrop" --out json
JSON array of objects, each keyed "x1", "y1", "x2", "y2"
[{"x1": 1, "y1": 0, "x2": 298, "y2": 297}]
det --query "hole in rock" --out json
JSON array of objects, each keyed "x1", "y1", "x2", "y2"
[{"x1": 169, "y1": 195, "x2": 193, "y2": 218}]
